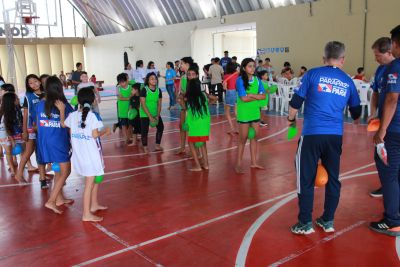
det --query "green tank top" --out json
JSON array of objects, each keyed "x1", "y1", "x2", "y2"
[
  {"x1": 260, "y1": 81, "x2": 269, "y2": 108},
  {"x1": 186, "y1": 93, "x2": 211, "y2": 137},
  {"x1": 180, "y1": 75, "x2": 187, "y2": 94},
  {"x1": 117, "y1": 85, "x2": 132, "y2": 118},
  {"x1": 139, "y1": 86, "x2": 159, "y2": 118},
  {"x1": 237, "y1": 77, "x2": 261, "y2": 122}
]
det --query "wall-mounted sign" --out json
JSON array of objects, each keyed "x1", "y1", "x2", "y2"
[
  {"x1": 0, "y1": 26, "x2": 30, "y2": 37},
  {"x1": 257, "y1": 47, "x2": 289, "y2": 55}
]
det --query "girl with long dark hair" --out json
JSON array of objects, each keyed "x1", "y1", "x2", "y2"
[
  {"x1": 185, "y1": 66, "x2": 210, "y2": 171},
  {"x1": 0, "y1": 92, "x2": 23, "y2": 178},
  {"x1": 36, "y1": 76, "x2": 74, "y2": 214},
  {"x1": 15, "y1": 74, "x2": 45, "y2": 186},
  {"x1": 235, "y1": 58, "x2": 266, "y2": 174}
]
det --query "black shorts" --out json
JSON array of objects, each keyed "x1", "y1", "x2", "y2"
[
  {"x1": 129, "y1": 117, "x2": 141, "y2": 134},
  {"x1": 237, "y1": 119, "x2": 260, "y2": 124},
  {"x1": 119, "y1": 118, "x2": 129, "y2": 126}
]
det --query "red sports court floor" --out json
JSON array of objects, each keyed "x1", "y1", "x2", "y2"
[{"x1": 0, "y1": 114, "x2": 398, "y2": 267}]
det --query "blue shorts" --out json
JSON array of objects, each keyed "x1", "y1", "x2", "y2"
[{"x1": 225, "y1": 90, "x2": 237, "y2": 107}]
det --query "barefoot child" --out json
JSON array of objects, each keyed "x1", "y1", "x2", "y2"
[
  {"x1": 128, "y1": 83, "x2": 141, "y2": 146},
  {"x1": 176, "y1": 57, "x2": 193, "y2": 155},
  {"x1": 139, "y1": 73, "x2": 164, "y2": 153},
  {"x1": 16, "y1": 75, "x2": 45, "y2": 186},
  {"x1": 185, "y1": 67, "x2": 211, "y2": 171},
  {"x1": 36, "y1": 76, "x2": 74, "y2": 214},
  {"x1": 61, "y1": 87, "x2": 110, "y2": 222},
  {"x1": 0, "y1": 92, "x2": 23, "y2": 179},
  {"x1": 116, "y1": 73, "x2": 132, "y2": 144},
  {"x1": 235, "y1": 58, "x2": 266, "y2": 174},
  {"x1": 258, "y1": 70, "x2": 271, "y2": 127}
]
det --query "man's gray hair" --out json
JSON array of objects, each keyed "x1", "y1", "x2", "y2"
[{"x1": 324, "y1": 41, "x2": 345, "y2": 60}]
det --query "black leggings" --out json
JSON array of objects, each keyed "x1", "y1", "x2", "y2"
[{"x1": 140, "y1": 117, "x2": 164, "y2": 146}]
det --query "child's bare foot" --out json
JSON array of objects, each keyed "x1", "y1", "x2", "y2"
[
  {"x1": 143, "y1": 147, "x2": 149, "y2": 154},
  {"x1": 90, "y1": 205, "x2": 108, "y2": 213},
  {"x1": 82, "y1": 214, "x2": 103, "y2": 222},
  {"x1": 45, "y1": 202, "x2": 63, "y2": 214},
  {"x1": 202, "y1": 164, "x2": 209, "y2": 170},
  {"x1": 128, "y1": 142, "x2": 137, "y2": 146},
  {"x1": 189, "y1": 166, "x2": 202, "y2": 172},
  {"x1": 154, "y1": 145, "x2": 163, "y2": 151},
  {"x1": 250, "y1": 164, "x2": 265, "y2": 170},
  {"x1": 175, "y1": 149, "x2": 186, "y2": 155},
  {"x1": 27, "y1": 166, "x2": 38, "y2": 172},
  {"x1": 235, "y1": 165, "x2": 245, "y2": 174},
  {"x1": 56, "y1": 198, "x2": 74, "y2": 206}
]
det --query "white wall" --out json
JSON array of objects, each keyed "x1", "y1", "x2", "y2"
[{"x1": 84, "y1": 0, "x2": 400, "y2": 85}]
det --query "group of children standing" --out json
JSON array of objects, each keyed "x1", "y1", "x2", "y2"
[
  {"x1": 115, "y1": 57, "x2": 268, "y2": 173},
  {"x1": 0, "y1": 72, "x2": 109, "y2": 222}
]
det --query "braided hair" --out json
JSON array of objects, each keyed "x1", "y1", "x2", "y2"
[{"x1": 77, "y1": 87, "x2": 95, "y2": 129}]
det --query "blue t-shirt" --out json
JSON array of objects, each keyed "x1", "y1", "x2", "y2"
[
  {"x1": 383, "y1": 58, "x2": 400, "y2": 133},
  {"x1": 236, "y1": 76, "x2": 265, "y2": 97},
  {"x1": 295, "y1": 66, "x2": 360, "y2": 136},
  {"x1": 220, "y1": 57, "x2": 232, "y2": 71},
  {"x1": 35, "y1": 100, "x2": 73, "y2": 164},
  {"x1": 165, "y1": 69, "x2": 176, "y2": 85},
  {"x1": 371, "y1": 64, "x2": 388, "y2": 118}
]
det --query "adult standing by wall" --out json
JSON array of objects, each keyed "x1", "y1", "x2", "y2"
[
  {"x1": 209, "y1": 57, "x2": 224, "y2": 103},
  {"x1": 288, "y1": 41, "x2": 361, "y2": 235},
  {"x1": 220, "y1": 50, "x2": 232, "y2": 72},
  {"x1": 71, "y1": 62, "x2": 83, "y2": 95}
]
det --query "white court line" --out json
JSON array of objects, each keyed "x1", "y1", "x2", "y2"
[
  {"x1": 234, "y1": 168, "x2": 377, "y2": 267},
  {"x1": 268, "y1": 220, "x2": 366, "y2": 266},
  {"x1": 396, "y1": 236, "x2": 400, "y2": 260},
  {"x1": 101, "y1": 118, "x2": 229, "y2": 147},
  {"x1": 0, "y1": 126, "x2": 287, "y2": 188},
  {"x1": 73, "y1": 166, "x2": 376, "y2": 267},
  {"x1": 93, "y1": 223, "x2": 163, "y2": 267},
  {"x1": 103, "y1": 127, "x2": 288, "y2": 176},
  {"x1": 72, "y1": 191, "x2": 296, "y2": 267}
]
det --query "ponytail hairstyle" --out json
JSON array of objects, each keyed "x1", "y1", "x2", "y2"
[
  {"x1": 180, "y1": 56, "x2": 194, "y2": 72},
  {"x1": 186, "y1": 65, "x2": 207, "y2": 117},
  {"x1": 77, "y1": 87, "x2": 95, "y2": 129},
  {"x1": 0, "y1": 93, "x2": 18, "y2": 136},
  {"x1": 44, "y1": 76, "x2": 67, "y2": 118},
  {"x1": 240, "y1": 58, "x2": 256, "y2": 90}
]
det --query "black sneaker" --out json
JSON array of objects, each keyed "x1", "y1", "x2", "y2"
[
  {"x1": 40, "y1": 179, "x2": 49, "y2": 189},
  {"x1": 369, "y1": 188, "x2": 382, "y2": 198},
  {"x1": 369, "y1": 219, "x2": 400, "y2": 236}
]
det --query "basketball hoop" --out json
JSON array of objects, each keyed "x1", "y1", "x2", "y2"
[{"x1": 21, "y1": 16, "x2": 39, "y2": 25}]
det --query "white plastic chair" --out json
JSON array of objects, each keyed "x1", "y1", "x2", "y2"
[
  {"x1": 357, "y1": 83, "x2": 371, "y2": 117},
  {"x1": 268, "y1": 82, "x2": 281, "y2": 112},
  {"x1": 279, "y1": 84, "x2": 292, "y2": 115}
]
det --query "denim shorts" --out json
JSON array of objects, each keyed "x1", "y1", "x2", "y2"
[{"x1": 225, "y1": 90, "x2": 237, "y2": 106}]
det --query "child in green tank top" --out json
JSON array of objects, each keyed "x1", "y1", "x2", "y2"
[
  {"x1": 139, "y1": 72, "x2": 164, "y2": 153},
  {"x1": 258, "y1": 70, "x2": 271, "y2": 127},
  {"x1": 175, "y1": 57, "x2": 193, "y2": 156},
  {"x1": 116, "y1": 73, "x2": 132, "y2": 144},
  {"x1": 235, "y1": 58, "x2": 266, "y2": 174},
  {"x1": 185, "y1": 67, "x2": 211, "y2": 171}
]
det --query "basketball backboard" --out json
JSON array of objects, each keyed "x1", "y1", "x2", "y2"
[{"x1": 0, "y1": 0, "x2": 57, "y2": 26}]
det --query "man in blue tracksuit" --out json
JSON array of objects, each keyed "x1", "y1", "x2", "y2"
[
  {"x1": 370, "y1": 25, "x2": 400, "y2": 236},
  {"x1": 368, "y1": 37, "x2": 395, "y2": 198},
  {"x1": 287, "y1": 41, "x2": 361, "y2": 235}
]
